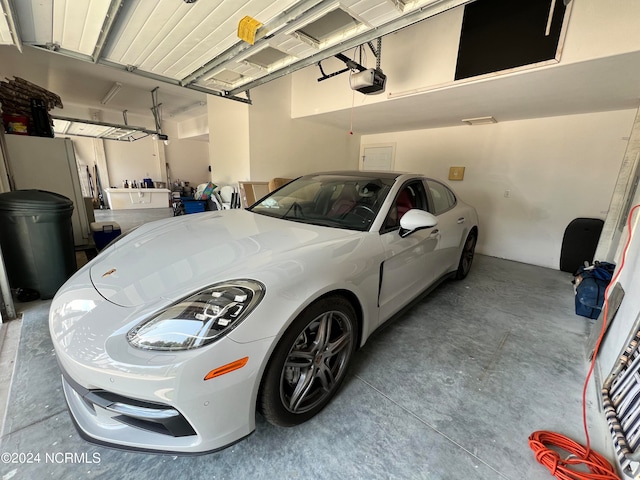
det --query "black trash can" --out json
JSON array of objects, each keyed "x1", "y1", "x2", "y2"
[{"x1": 0, "y1": 190, "x2": 76, "y2": 299}]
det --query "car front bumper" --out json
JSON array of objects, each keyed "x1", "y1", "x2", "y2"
[{"x1": 50, "y1": 270, "x2": 274, "y2": 454}]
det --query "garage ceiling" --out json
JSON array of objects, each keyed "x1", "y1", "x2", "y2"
[
  {"x1": 2, "y1": 0, "x2": 639, "y2": 136},
  {"x1": 0, "y1": 0, "x2": 472, "y2": 102}
]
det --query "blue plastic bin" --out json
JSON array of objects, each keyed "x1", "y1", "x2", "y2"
[{"x1": 181, "y1": 198, "x2": 206, "y2": 214}]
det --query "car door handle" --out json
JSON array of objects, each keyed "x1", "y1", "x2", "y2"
[
  {"x1": 457, "y1": 217, "x2": 465, "y2": 224},
  {"x1": 429, "y1": 229, "x2": 439, "y2": 237}
]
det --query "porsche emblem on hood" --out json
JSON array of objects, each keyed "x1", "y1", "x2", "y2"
[{"x1": 102, "y1": 268, "x2": 117, "y2": 278}]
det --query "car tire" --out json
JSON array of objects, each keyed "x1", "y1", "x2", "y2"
[
  {"x1": 455, "y1": 230, "x2": 477, "y2": 280},
  {"x1": 258, "y1": 296, "x2": 357, "y2": 427}
]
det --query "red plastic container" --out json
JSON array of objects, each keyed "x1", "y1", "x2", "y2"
[{"x1": 2, "y1": 114, "x2": 29, "y2": 135}]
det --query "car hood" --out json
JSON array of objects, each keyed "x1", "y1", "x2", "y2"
[{"x1": 89, "y1": 209, "x2": 359, "y2": 307}]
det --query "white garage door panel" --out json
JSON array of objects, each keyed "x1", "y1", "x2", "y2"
[
  {"x1": 138, "y1": 2, "x2": 249, "y2": 77},
  {"x1": 13, "y1": 0, "x2": 53, "y2": 45},
  {"x1": 105, "y1": 0, "x2": 201, "y2": 73},
  {"x1": 53, "y1": 0, "x2": 112, "y2": 55},
  {"x1": 10, "y1": 0, "x2": 474, "y2": 95},
  {"x1": 346, "y1": 0, "x2": 400, "y2": 26},
  {"x1": 103, "y1": 0, "x2": 303, "y2": 80},
  {"x1": 170, "y1": 0, "x2": 303, "y2": 80},
  {"x1": 0, "y1": 14, "x2": 13, "y2": 45}
]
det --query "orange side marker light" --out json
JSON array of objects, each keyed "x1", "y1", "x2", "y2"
[{"x1": 204, "y1": 357, "x2": 249, "y2": 381}]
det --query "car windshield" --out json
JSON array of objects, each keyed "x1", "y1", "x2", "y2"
[{"x1": 249, "y1": 174, "x2": 395, "y2": 231}]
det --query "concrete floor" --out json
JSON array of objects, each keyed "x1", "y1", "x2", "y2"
[{"x1": 0, "y1": 208, "x2": 614, "y2": 479}]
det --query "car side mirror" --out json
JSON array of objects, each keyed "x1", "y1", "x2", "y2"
[{"x1": 399, "y1": 209, "x2": 438, "y2": 237}]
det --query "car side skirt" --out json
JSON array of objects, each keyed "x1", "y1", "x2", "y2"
[{"x1": 373, "y1": 270, "x2": 456, "y2": 337}]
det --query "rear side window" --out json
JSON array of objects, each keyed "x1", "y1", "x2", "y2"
[{"x1": 426, "y1": 180, "x2": 456, "y2": 215}]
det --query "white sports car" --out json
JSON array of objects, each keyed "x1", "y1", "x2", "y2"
[{"x1": 49, "y1": 171, "x2": 478, "y2": 454}]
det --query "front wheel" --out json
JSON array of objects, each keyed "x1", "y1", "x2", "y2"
[
  {"x1": 259, "y1": 296, "x2": 357, "y2": 427},
  {"x1": 455, "y1": 230, "x2": 477, "y2": 280}
]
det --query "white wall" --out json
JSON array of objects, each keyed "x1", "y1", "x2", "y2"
[
  {"x1": 599, "y1": 195, "x2": 640, "y2": 374},
  {"x1": 206, "y1": 76, "x2": 360, "y2": 185},
  {"x1": 291, "y1": 0, "x2": 640, "y2": 120},
  {"x1": 177, "y1": 114, "x2": 208, "y2": 139},
  {"x1": 48, "y1": 103, "x2": 206, "y2": 189},
  {"x1": 52, "y1": 103, "x2": 166, "y2": 188},
  {"x1": 248, "y1": 75, "x2": 360, "y2": 181},
  {"x1": 291, "y1": 7, "x2": 462, "y2": 119},
  {"x1": 361, "y1": 110, "x2": 636, "y2": 269},
  {"x1": 162, "y1": 120, "x2": 209, "y2": 187},
  {"x1": 207, "y1": 96, "x2": 251, "y2": 184},
  {"x1": 561, "y1": 0, "x2": 640, "y2": 62},
  {"x1": 596, "y1": 180, "x2": 640, "y2": 477},
  {"x1": 104, "y1": 136, "x2": 161, "y2": 187},
  {"x1": 598, "y1": 111, "x2": 640, "y2": 387}
]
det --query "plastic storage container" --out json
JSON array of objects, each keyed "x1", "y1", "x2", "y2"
[
  {"x1": 181, "y1": 198, "x2": 206, "y2": 214},
  {"x1": 0, "y1": 190, "x2": 76, "y2": 299},
  {"x1": 90, "y1": 221, "x2": 121, "y2": 250}
]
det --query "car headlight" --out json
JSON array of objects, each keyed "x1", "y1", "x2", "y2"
[{"x1": 127, "y1": 280, "x2": 265, "y2": 351}]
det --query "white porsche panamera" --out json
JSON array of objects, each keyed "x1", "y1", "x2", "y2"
[{"x1": 49, "y1": 171, "x2": 478, "y2": 454}]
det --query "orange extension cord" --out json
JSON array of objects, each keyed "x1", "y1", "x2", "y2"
[{"x1": 529, "y1": 204, "x2": 640, "y2": 480}]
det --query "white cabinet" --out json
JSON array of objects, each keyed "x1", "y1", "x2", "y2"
[{"x1": 105, "y1": 188, "x2": 170, "y2": 210}]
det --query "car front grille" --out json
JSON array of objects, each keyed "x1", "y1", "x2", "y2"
[{"x1": 62, "y1": 370, "x2": 196, "y2": 438}]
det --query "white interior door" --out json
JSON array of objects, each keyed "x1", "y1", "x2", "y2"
[{"x1": 360, "y1": 144, "x2": 395, "y2": 171}]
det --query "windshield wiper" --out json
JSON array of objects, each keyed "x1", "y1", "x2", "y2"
[{"x1": 281, "y1": 201, "x2": 303, "y2": 219}]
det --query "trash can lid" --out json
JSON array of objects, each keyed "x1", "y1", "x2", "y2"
[{"x1": 0, "y1": 190, "x2": 74, "y2": 212}]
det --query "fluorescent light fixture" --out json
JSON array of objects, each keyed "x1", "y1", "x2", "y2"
[
  {"x1": 168, "y1": 101, "x2": 206, "y2": 117},
  {"x1": 461, "y1": 116, "x2": 497, "y2": 126},
  {"x1": 101, "y1": 82, "x2": 122, "y2": 105}
]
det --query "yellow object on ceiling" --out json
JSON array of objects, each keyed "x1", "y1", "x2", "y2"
[{"x1": 237, "y1": 16, "x2": 263, "y2": 45}]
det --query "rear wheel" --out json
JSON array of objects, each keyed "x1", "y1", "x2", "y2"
[
  {"x1": 455, "y1": 230, "x2": 477, "y2": 280},
  {"x1": 259, "y1": 296, "x2": 357, "y2": 427}
]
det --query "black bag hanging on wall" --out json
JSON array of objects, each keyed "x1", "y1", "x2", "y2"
[{"x1": 560, "y1": 218, "x2": 604, "y2": 273}]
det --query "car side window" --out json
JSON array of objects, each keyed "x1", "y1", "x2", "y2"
[
  {"x1": 383, "y1": 181, "x2": 428, "y2": 232},
  {"x1": 426, "y1": 180, "x2": 457, "y2": 215}
]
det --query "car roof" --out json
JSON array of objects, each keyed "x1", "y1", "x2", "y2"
[{"x1": 302, "y1": 171, "x2": 414, "y2": 181}]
